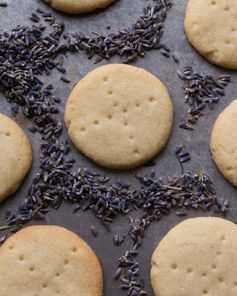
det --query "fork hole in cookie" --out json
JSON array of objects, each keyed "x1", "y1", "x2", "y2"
[
  {"x1": 113, "y1": 102, "x2": 118, "y2": 107},
  {"x1": 220, "y1": 235, "x2": 225, "y2": 241},
  {"x1": 29, "y1": 266, "x2": 35, "y2": 272},
  {"x1": 19, "y1": 255, "x2": 24, "y2": 261},
  {"x1": 149, "y1": 96, "x2": 155, "y2": 102},
  {"x1": 5, "y1": 132, "x2": 10, "y2": 136},
  {"x1": 212, "y1": 264, "x2": 217, "y2": 270},
  {"x1": 134, "y1": 149, "x2": 140, "y2": 156},
  {"x1": 202, "y1": 272, "x2": 207, "y2": 277},
  {"x1": 136, "y1": 102, "x2": 140, "y2": 108},
  {"x1": 64, "y1": 259, "x2": 69, "y2": 265},
  {"x1": 108, "y1": 90, "x2": 113, "y2": 95},
  {"x1": 129, "y1": 134, "x2": 134, "y2": 140},
  {"x1": 218, "y1": 277, "x2": 224, "y2": 282},
  {"x1": 202, "y1": 289, "x2": 208, "y2": 294},
  {"x1": 171, "y1": 263, "x2": 177, "y2": 270},
  {"x1": 80, "y1": 127, "x2": 86, "y2": 132},
  {"x1": 43, "y1": 283, "x2": 48, "y2": 288},
  {"x1": 224, "y1": 6, "x2": 229, "y2": 11},
  {"x1": 124, "y1": 120, "x2": 128, "y2": 126},
  {"x1": 211, "y1": 0, "x2": 216, "y2": 5},
  {"x1": 72, "y1": 247, "x2": 77, "y2": 253},
  {"x1": 108, "y1": 115, "x2": 112, "y2": 120},
  {"x1": 187, "y1": 267, "x2": 193, "y2": 273},
  {"x1": 93, "y1": 120, "x2": 99, "y2": 125},
  {"x1": 103, "y1": 76, "x2": 108, "y2": 82}
]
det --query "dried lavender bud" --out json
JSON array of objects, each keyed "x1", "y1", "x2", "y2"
[
  {"x1": 0, "y1": 2, "x2": 7, "y2": 7},
  {"x1": 113, "y1": 233, "x2": 126, "y2": 246},
  {"x1": 91, "y1": 226, "x2": 98, "y2": 237}
]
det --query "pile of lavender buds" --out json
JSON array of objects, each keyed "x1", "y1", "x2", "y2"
[
  {"x1": 0, "y1": 1, "x2": 230, "y2": 295},
  {"x1": 178, "y1": 67, "x2": 231, "y2": 130},
  {"x1": 68, "y1": 0, "x2": 173, "y2": 64}
]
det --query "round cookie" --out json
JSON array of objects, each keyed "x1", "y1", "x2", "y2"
[
  {"x1": 0, "y1": 113, "x2": 32, "y2": 201},
  {"x1": 0, "y1": 225, "x2": 103, "y2": 296},
  {"x1": 151, "y1": 217, "x2": 237, "y2": 296},
  {"x1": 43, "y1": 0, "x2": 117, "y2": 14},
  {"x1": 64, "y1": 64, "x2": 173, "y2": 169},
  {"x1": 210, "y1": 99, "x2": 237, "y2": 188},
  {"x1": 184, "y1": 0, "x2": 237, "y2": 69}
]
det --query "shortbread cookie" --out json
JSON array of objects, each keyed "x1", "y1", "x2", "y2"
[
  {"x1": 0, "y1": 225, "x2": 103, "y2": 296},
  {"x1": 43, "y1": 0, "x2": 117, "y2": 14},
  {"x1": 0, "y1": 113, "x2": 32, "y2": 201},
  {"x1": 184, "y1": 0, "x2": 237, "y2": 69},
  {"x1": 151, "y1": 217, "x2": 237, "y2": 296},
  {"x1": 210, "y1": 99, "x2": 237, "y2": 188},
  {"x1": 65, "y1": 64, "x2": 173, "y2": 169}
]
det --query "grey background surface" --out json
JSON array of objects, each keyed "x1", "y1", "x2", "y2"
[{"x1": 0, "y1": 0, "x2": 237, "y2": 295}]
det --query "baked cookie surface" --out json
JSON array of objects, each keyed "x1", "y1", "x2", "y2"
[
  {"x1": 210, "y1": 99, "x2": 237, "y2": 188},
  {"x1": 0, "y1": 113, "x2": 32, "y2": 201},
  {"x1": 65, "y1": 64, "x2": 173, "y2": 169},
  {"x1": 184, "y1": 0, "x2": 237, "y2": 69},
  {"x1": 0, "y1": 225, "x2": 103, "y2": 296},
  {"x1": 151, "y1": 217, "x2": 237, "y2": 296},
  {"x1": 43, "y1": 0, "x2": 117, "y2": 14}
]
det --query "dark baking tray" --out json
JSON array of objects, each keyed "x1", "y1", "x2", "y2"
[{"x1": 0, "y1": 0, "x2": 237, "y2": 295}]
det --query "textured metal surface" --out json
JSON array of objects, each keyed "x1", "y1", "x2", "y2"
[{"x1": 0, "y1": 0, "x2": 237, "y2": 295}]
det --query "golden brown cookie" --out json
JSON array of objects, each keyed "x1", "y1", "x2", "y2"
[
  {"x1": 0, "y1": 225, "x2": 103, "y2": 296},
  {"x1": 64, "y1": 64, "x2": 173, "y2": 169},
  {"x1": 151, "y1": 217, "x2": 237, "y2": 296},
  {"x1": 210, "y1": 99, "x2": 237, "y2": 188},
  {"x1": 185, "y1": 0, "x2": 237, "y2": 69},
  {"x1": 43, "y1": 0, "x2": 117, "y2": 14},
  {"x1": 0, "y1": 113, "x2": 32, "y2": 201}
]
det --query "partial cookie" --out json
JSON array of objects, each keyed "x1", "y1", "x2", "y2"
[
  {"x1": 0, "y1": 113, "x2": 32, "y2": 201},
  {"x1": 65, "y1": 64, "x2": 173, "y2": 169},
  {"x1": 184, "y1": 0, "x2": 237, "y2": 69},
  {"x1": 43, "y1": 0, "x2": 117, "y2": 14},
  {"x1": 151, "y1": 217, "x2": 237, "y2": 296},
  {"x1": 210, "y1": 99, "x2": 237, "y2": 188},
  {"x1": 0, "y1": 225, "x2": 103, "y2": 296}
]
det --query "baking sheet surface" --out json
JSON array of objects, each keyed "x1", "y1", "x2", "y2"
[{"x1": 0, "y1": 1, "x2": 237, "y2": 295}]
